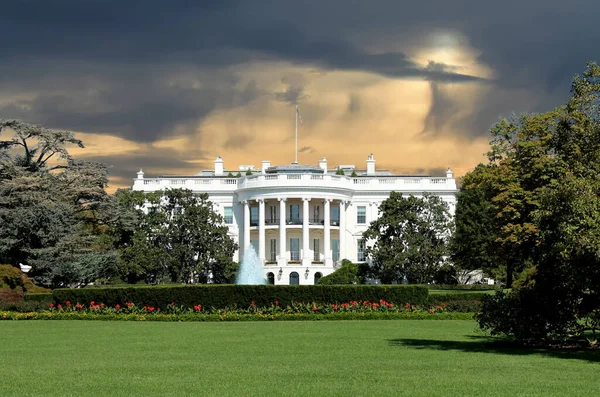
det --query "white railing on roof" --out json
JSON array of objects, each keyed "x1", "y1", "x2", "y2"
[{"x1": 134, "y1": 174, "x2": 455, "y2": 192}]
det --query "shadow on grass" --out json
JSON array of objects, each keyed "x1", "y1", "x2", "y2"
[{"x1": 389, "y1": 336, "x2": 600, "y2": 363}]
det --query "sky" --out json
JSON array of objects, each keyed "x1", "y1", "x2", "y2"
[{"x1": 1, "y1": 0, "x2": 599, "y2": 191}]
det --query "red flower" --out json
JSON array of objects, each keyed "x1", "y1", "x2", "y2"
[
  {"x1": 126, "y1": 302, "x2": 133, "y2": 307},
  {"x1": 115, "y1": 304, "x2": 121, "y2": 309},
  {"x1": 429, "y1": 309, "x2": 434, "y2": 313},
  {"x1": 251, "y1": 300, "x2": 256, "y2": 307},
  {"x1": 66, "y1": 301, "x2": 71, "y2": 306},
  {"x1": 313, "y1": 307, "x2": 319, "y2": 311},
  {"x1": 170, "y1": 301, "x2": 175, "y2": 306},
  {"x1": 90, "y1": 301, "x2": 95, "y2": 306},
  {"x1": 473, "y1": 300, "x2": 478, "y2": 303},
  {"x1": 49, "y1": 303, "x2": 54, "y2": 308},
  {"x1": 57, "y1": 304, "x2": 62, "y2": 309},
  {"x1": 275, "y1": 301, "x2": 279, "y2": 306}
]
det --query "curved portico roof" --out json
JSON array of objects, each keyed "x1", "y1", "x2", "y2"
[{"x1": 265, "y1": 164, "x2": 324, "y2": 174}]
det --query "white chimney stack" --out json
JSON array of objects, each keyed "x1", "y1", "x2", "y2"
[
  {"x1": 366, "y1": 153, "x2": 375, "y2": 175},
  {"x1": 137, "y1": 169, "x2": 144, "y2": 179},
  {"x1": 214, "y1": 156, "x2": 224, "y2": 176},
  {"x1": 261, "y1": 160, "x2": 271, "y2": 174},
  {"x1": 319, "y1": 157, "x2": 328, "y2": 173},
  {"x1": 446, "y1": 168, "x2": 454, "y2": 179}
]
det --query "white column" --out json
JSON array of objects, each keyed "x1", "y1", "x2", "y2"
[
  {"x1": 339, "y1": 200, "x2": 346, "y2": 264},
  {"x1": 278, "y1": 198, "x2": 286, "y2": 267},
  {"x1": 258, "y1": 199, "x2": 265, "y2": 264},
  {"x1": 243, "y1": 201, "x2": 250, "y2": 255},
  {"x1": 302, "y1": 197, "x2": 311, "y2": 267},
  {"x1": 324, "y1": 199, "x2": 331, "y2": 267}
]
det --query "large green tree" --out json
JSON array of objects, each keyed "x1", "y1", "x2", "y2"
[
  {"x1": 363, "y1": 192, "x2": 452, "y2": 284},
  {"x1": 115, "y1": 188, "x2": 238, "y2": 284},
  {"x1": 477, "y1": 63, "x2": 600, "y2": 344},
  {"x1": 0, "y1": 120, "x2": 119, "y2": 288}
]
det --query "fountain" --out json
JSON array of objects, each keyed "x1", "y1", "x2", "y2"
[{"x1": 236, "y1": 245, "x2": 266, "y2": 285}]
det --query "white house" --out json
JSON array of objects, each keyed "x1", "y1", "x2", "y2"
[{"x1": 132, "y1": 154, "x2": 457, "y2": 285}]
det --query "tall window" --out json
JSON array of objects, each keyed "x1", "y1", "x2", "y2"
[
  {"x1": 357, "y1": 239, "x2": 366, "y2": 262},
  {"x1": 290, "y1": 238, "x2": 300, "y2": 261},
  {"x1": 224, "y1": 207, "x2": 233, "y2": 224},
  {"x1": 267, "y1": 272, "x2": 275, "y2": 285},
  {"x1": 270, "y1": 239, "x2": 277, "y2": 261},
  {"x1": 313, "y1": 239, "x2": 320, "y2": 261},
  {"x1": 290, "y1": 205, "x2": 300, "y2": 223},
  {"x1": 269, "y1": 205, "x2": 277, "y2": 224},
  {"x1": 313, "y1": 205, "x2": 320, "y2": 222},
  {"x1": 332, "y1": 239, "x2": 340, "y2": 262},
  {"x1": 250, "y1": 206, "x2": 258, "y2": 226},
  {"x1": 357, "y1": 206, "x2": 366, "y2": 224},
  {"x1": 289, "y1": 271, "x2": 300, "y2": 285},
  {"x1": 331, "y1": 206, "x2": 340, "y2": 225}
]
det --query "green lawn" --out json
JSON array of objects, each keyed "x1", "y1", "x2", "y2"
[{"x1": 2, "y1": 320, "x2": 598, "y2": 396}]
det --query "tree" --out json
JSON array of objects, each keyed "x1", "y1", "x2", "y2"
[
  {"x1": 0, "y1": 120, "x2": 119, "y2": 288},
  {"x1": 451, "y1": 164, "x2": 504, "y2": 283},
  {"x1": 335, "y1": 168, "x2": 345, "y2": 176},
  {"x1": 116, "y1": 188, "x2": 238, "y2": 284},
  {"x1": 363, "y1": 192, "x2": 452, "y2": 284},
  {"x1": 245, "y1": 168, "x2": 252, "y2": 176},
  {"x1": 318, "y1": 259, "x2": 367, "y2": 284},
  {"x1": 477, "y1": 63, "x2": 600, "y2": 345}
]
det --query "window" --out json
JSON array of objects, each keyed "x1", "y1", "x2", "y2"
[
  {"x1": 267, "y1": 272, "x2": 275, "y2": 285},
  {"x1": 357, "y1": 206, "x2": 366, "y2": 224},
  {"x1": 268, "y1": 206, "x2": 277, "y2": 224},
  {"x1": 357, "y1": 239, "x2": 366, "y2": 262},
  {"x1": 289, "y1": 205, "x2": 300, "y2": 223},
  {"x1": 250, "y1": 206, "x2": 258, "y2": 226},
  {"x1": 224, "y1": 207, "x2": 233, "y2": 224},
  {"x1": 290, "y1": 238, "x2": 300, "y2": 261},
  {"x1": 314, "y1": 272, "x2": 323, "y2": 285},
  {"x1": 332, "y1": 239, "x2": 340, "y2": 263},
  {"x1": 313, "y1": 205, "x2": 320, "y2": 223},
  {"x1": 270, "y1": 239, "x2": 277, "y2": 261},
  {"x1": 313, "y1": 239, "x2": 320, "y2": 261},
  {"x1": 331, "y1": 206, "x2": 340, "y2": 225},
  {"x1": 289, "y1": 271, "x2": 300, "y2": 285}
]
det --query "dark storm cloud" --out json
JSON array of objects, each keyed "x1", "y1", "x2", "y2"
[{"x1": 1, "y1": 0, "x2": 599, "y2": 144}]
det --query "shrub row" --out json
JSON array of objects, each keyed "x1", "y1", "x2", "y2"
[
  {"x1": 24, "y1": 293, "x2": 53, "y2": 302},
  {"x1": 421, "y1": 284, "x2": 500, "y2": 291},
  {"x1": 53, "y1": 285, "x2": 428, "y2": 309},
  {"x1": 0, "y1": 310, "x2": 474, "y2": 322},
  {"x1": 428, "y1": 292, "x2": 489, "y2": 313}
]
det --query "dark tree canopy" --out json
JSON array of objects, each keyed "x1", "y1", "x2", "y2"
[
  {"x1": 363, "y1": 192, "x2": 452, "y2": 284},
  {"x1": 0, "y1": 120, "x2": 118, "y2": 288},
  {"x1": 115, "y1": 188, "x2": 238, "y2": 284},
  {"x1": 476, "y1": 63, "x2": 600, "y2": 345}
]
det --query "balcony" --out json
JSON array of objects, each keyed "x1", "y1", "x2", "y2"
[{"x1": 250, "y1": 218, "x2": 340, "y2": 227}]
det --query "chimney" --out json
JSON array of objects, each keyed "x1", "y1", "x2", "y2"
[
  {"x1": 214, "y1": 156, "x2": 224, "y2": 176},
  {"x1": 319, "y1": 157, "x2": 328, "y2": 173},
  {"x1": 261, "y1": 160, "x2": 271, "y2": 174},
  {"x1": 446, "y1": 168, "x2": 454, "y2": 179},
  {"x1": 137, "y1": 169, "x2": 144, "y2": 179},
  {"x1": 366, "y1": 153, "x2": 375, "y2": 175}
]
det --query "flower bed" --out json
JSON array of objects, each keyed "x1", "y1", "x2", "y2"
[{"x1": 0, "y1": 300, "x2": 475, "y2": 321}]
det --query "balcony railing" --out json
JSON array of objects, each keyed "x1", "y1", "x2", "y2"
[{"x1": 250, "y1": 218, "x2": 340, "y2": 227}]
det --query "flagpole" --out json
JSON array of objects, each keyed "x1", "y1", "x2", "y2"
[{"x1": 295, "y1": 104, "x2": 298, "y2": 164}]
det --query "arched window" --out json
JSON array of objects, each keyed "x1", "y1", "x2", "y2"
[
  {"x1": 289, "y1": 271, "x2": 300, "y2": 285},
  {"x1": 267, "y1": 272, "x2": 275, "y2": 285},
  {"x1": 314, "y1": 272, "x2": 323, "y2": 285}
]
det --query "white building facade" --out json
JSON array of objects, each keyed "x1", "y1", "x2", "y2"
[{"x1": 132, "y1": 154, "x2": 457, "y2": 285}]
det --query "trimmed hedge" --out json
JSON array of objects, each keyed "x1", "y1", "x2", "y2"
[
  {"x1": 53, "y1": 285, "x2": 428, "y2": 309},
  {"x1": 24, "y1": 293, "x2": 53, "y2": 303},
  {"x1": 427, "y1": 292, "x2": 489, "y2": 313},
  {"x1": 422, "y1": 284, "x2": 500, "y2": 291}
]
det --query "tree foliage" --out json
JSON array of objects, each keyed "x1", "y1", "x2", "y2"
[
  {"x1": 318, "y1": 259, "x2": 368, "y2": 285},
  {"x1": 0, "y1": 120, "x2": 119, "y2": 288},
  {"x1": 363, "y1": 192, "x2": 452, "y2": 284},
  {"x1": 476, "y1": 63, "x2": 600, "y2": 344},
  {"x1": 115, "y1": 188, "x2": 238, "y2": 284}
]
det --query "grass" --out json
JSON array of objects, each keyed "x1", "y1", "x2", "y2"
[{"x1": 2, "y1": 320, "x2": 599, "y2": 396}]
